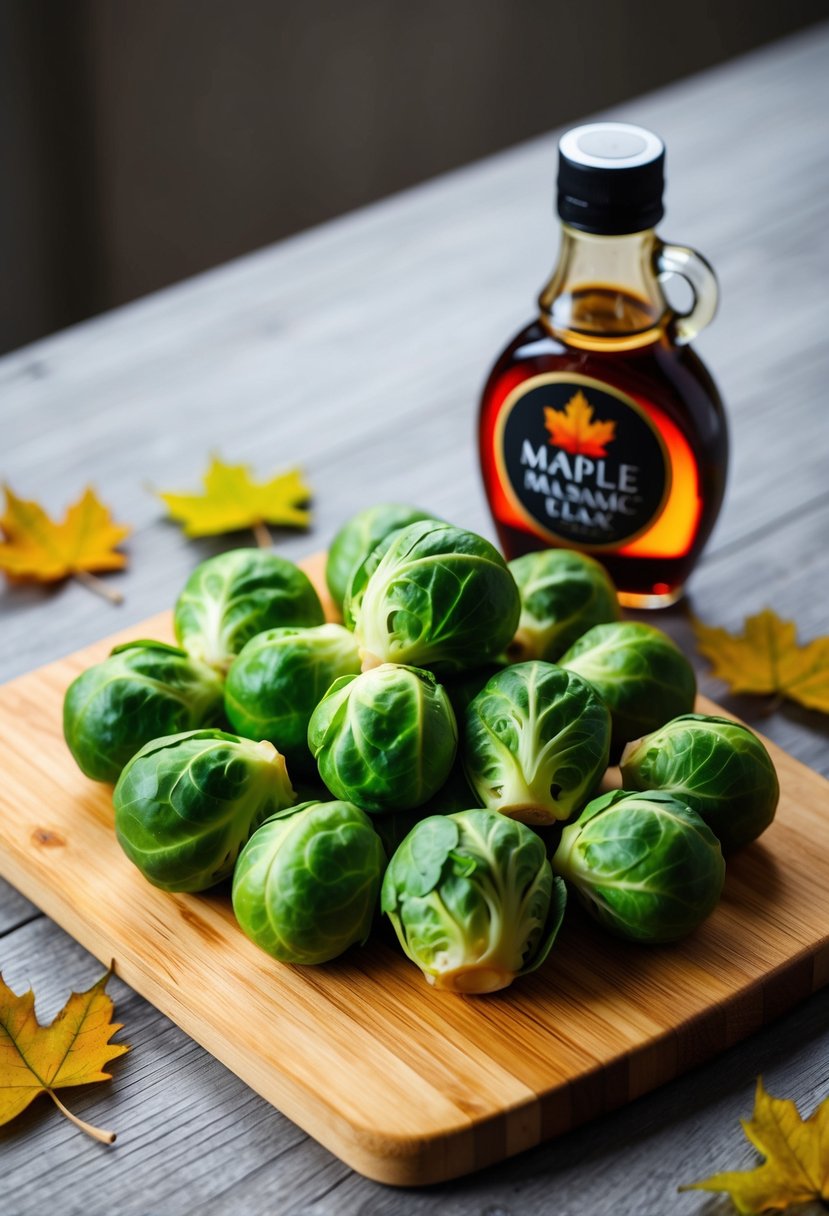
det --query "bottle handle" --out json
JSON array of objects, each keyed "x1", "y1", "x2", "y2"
[{"x1": 655, "y1": 241, "x2": 719, "y2": 346}]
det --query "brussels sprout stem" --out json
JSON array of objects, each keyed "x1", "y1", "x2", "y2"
[
  {"x1": 73, "y1": 569, "x2": 124, "y2": 605},
  {"x1": 359, "y1": 649, "x2": 383, "y2": 671},
  {"x1": 47, "y1": 1088, "x2": 117, "y2": 1143},
  {"x1": 252, "y1": 520, "x2": 272, "y2": 549},
  {"x1": 433, "y1": 966, "x2": 516, "y2": 994}
]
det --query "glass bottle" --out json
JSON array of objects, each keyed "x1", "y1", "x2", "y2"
[{"x1": 479, "y1": 122, "x2": 728, "y2": 608}]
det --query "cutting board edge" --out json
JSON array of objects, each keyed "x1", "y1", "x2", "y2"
[{"x1": 6, "y1": 825, "x2": 829, "y2": 1187}]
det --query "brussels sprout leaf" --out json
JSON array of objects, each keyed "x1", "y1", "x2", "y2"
[
  {"x1": 407, "y1": 816, "x2": 460, "y2": 895},
  {"x1": 693, "y1": 609, "x2": 829, "y2": 714},
  {"x1": 679, "y1": 1078, "x2": 829, "y2": 1213},
  {"x1": 0, "y1": 484, "x2": 129, "y2": 603},
  {"x1": 0, "y1": 965, "x2": 129, "y2": 1143},
  {"x1": 157, "y1": 455, "x2": 311, "y2": 547},
  {"x1": 110, "y1": 639, "x2": 188, "y2": 657},
  {"x1": 518, "y1": 875, "x2": 567, "y2": 976}
]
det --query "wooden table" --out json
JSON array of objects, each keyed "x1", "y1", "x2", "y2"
[{"x1": 2, "y1": 24, "x2": 828, "y2": 1215}]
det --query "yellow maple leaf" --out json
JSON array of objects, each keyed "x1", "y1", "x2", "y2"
[
  {"x1": 158, "y1": 455, "x2": 312, "y2": 546},
  {"x1": 680, "y1": 1078, "x2": 829, "y2": 1213},
  {"x1": 544, "y1": 390, "x2": 617, "y2": 457},
  {"x1": 0, "y1": 966, "x2": 129, "y2": 1144},
  {"x1": 693, "y1": 609, "x2": 829, "y2": 714},
  {"x1": 0, "y1": 485, "x2": 130, "y2": 603}
]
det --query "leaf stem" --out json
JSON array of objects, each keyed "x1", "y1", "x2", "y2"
[
  {"x1": 252, "y1": 520, "x2": 272, "y2": 549},
  {"x1": 73, "y1": 570, "x2": 124, "y2": 605},
  {"x1": 47, "y1": 1089, "x2": 117, "y2": 1144}
]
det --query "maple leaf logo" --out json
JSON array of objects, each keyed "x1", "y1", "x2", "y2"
[{"x1": 544, "y1": 390, "x2": 616, "y2": 457}]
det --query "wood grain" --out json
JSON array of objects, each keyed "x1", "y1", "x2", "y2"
[{"x1": 1, "y1": 555, "x2": 827, "y2": 1186}]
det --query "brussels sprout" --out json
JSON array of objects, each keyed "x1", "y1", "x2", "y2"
[
  {"x1": 620, "y1": 713, "x2": 779, "y2": 852},
  {"x1": 63, "y1": 640, "x2": 224, "y2": 783},
  {"x1": 232, "y1": 800, "x2": 386, "y2": 965},
  {"x1": 462, "y1": 662, "x2": 611, "y2": 826},
  {"x1": 552, "y1": 789, "x2": 725, "y2": 943},
  {"x1": 114, "y1": 729, "x2": 295, "y2": 892},
  {"x1": 326, "y1": 503, "x2": 437, "y2": 614},
  {"x1": 382, "y1": 808, "x2": 567, "y2": 993},
  {"x1": 224, "y1": 624, "x2": 360, "y2": 775},
  {"x1": 508, "y1": 549, "x2": 621, "y2": 663},
  {"x1": 559, "y1": 621, "x2": 696, "y2": 753},
  {"x1": 308, "y1": 663, "x2": 457, "y2": 813},
  {"x1": 346, "y1": 520, "x2": 520, "y2": 674},
  {"x1": 174, "y1": 549, "x2": 324, "y2": 671}
]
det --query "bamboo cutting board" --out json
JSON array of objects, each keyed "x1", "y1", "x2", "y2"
[{"x1": 1, "y1": 554, "x2": 828, "y2": 1186}]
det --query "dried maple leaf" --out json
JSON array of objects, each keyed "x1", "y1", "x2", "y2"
[
  {"x1": 680, "y1": 1078, "x2": 829, "y2": 1214},
  {"x1": 693, "y1": 609, "x2": 829, "y2": 714},
  {"x1": 0, "y1": 485, "x2": 129, "y2": 604},
  {"x1": 544, "y1": 390, "x2": 617, "y2": 457},
  {"x1": 158, "y1": 455, "x2": 312, "y2": 547},
  {"x1": 0, "y1": 965, "x2": 129, "y2": 1143}
]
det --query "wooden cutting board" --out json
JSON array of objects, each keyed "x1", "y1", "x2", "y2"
[{"x1": 1, "y1": 553, "x2": 828, "y2": 1186}]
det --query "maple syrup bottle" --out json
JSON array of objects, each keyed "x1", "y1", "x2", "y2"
[{"x1": 479, "y1": 122, "x2": 728, "y2": 607}]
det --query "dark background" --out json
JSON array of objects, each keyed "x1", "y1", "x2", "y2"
[{"x1": 2, "y1": 0, "x2": 825, "y2": 355}]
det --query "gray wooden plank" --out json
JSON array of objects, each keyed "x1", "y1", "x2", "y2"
[
  {"x1": 0, "y1": 880, "x2": 38, "y2": 936},
  {"x1": 2, "y1": 25, "x2": 829, "y2": 683}
]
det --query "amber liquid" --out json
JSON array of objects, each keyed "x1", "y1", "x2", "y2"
[{"x1": 479, "y1": 291, "x2": 728, "y2": 607}]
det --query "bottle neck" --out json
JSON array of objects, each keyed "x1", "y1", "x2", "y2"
[{"x1": 539, "y1": 225, "x2": 669, "y2": 351}]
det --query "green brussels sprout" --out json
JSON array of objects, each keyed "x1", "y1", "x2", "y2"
[
  {"x1": 346, "y1": 520, "x2": 521, "y2": 674},
  {"x1": 559, "y1": 621, "x2": 697, "y2": 754},
  {"x1": 114, "y1": 729, "x2": 295, "y2": 892},
  {"x1": 326, "y1": 503, "x2": 437, "y2": 614},
  {"x1": 620, "y1": 713, "x2": 779, "y2": 852},
  {"x1": 508, "y1": 549, "x2": 621, "y2": 663},
  {"x1": 63, "y1": 640, "x2": 224, "y2": 783},
  {"x1": 232, "y1": 799, "x2": 386, "y2": 965},
  {"x1": 462, "y1": 662, "x2": 611, "y2": 826},
  {"x1": 382, "y1": 808, "x2": 567, "y2": 993},
  {"x1": 552, "y1": 789, "x2": 725, "y2": 943},
  {"x1": 308, "y1": 663, "x2": 457, "y2": 813},
  {"x1": 224, "y1": 624, "x2": 360, "y2": 775},
  {"x1": 174, "y1": 548, "x2": 324, "y2": 671}
]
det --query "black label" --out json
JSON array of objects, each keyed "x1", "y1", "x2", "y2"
[{"x1": 498, "y1": 374, "x2": 669, "y2": 548}]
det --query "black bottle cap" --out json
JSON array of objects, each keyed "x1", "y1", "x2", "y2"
[{"x1": 557, "y1": 122, "x2": 665, "y2": 234}]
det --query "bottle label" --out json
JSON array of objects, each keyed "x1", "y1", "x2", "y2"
[{"x1": 495, "y1": 373, "x2": 670, "y2": 549}]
